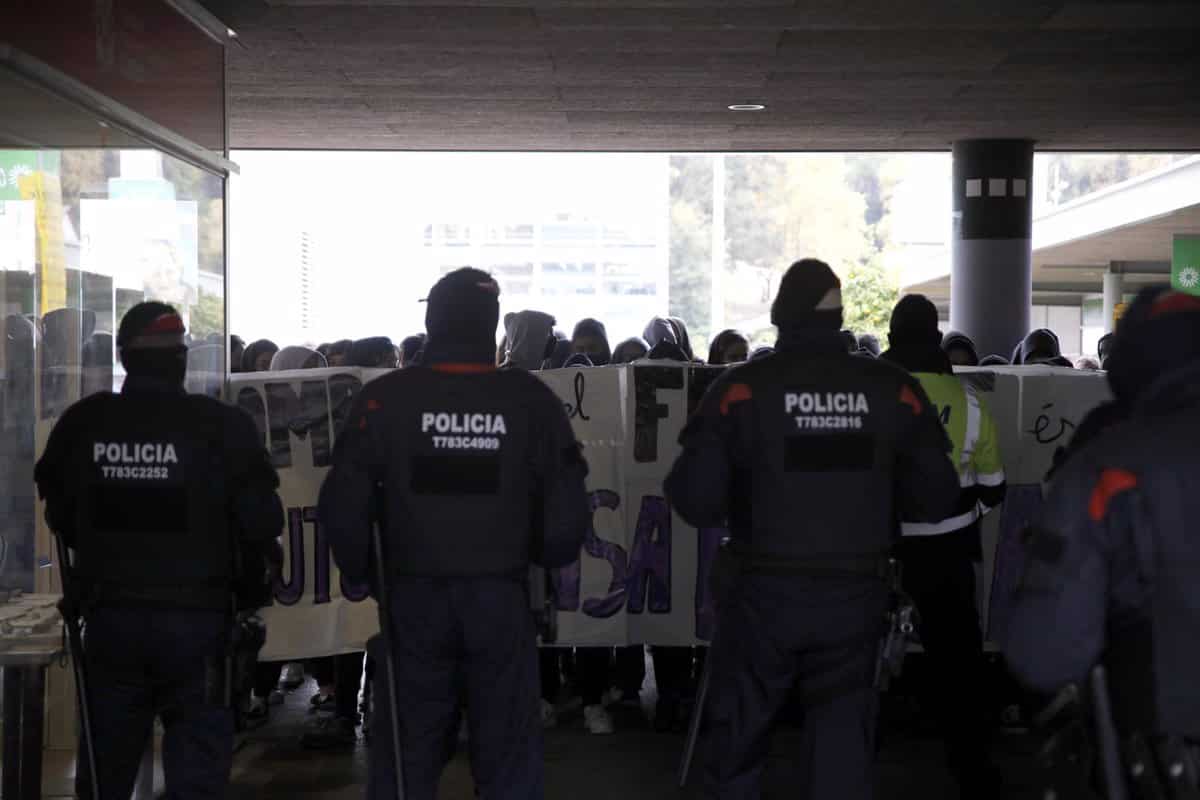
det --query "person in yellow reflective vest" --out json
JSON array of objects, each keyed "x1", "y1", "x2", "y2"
[{"x1": 882, "y1": 295, "x2": 1007, "y2": 800}]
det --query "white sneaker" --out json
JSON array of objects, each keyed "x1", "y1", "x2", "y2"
[
  {"x1": 540, "y1": 699, "x2": 558, "y2": 730},
  {"x1": 583, "y1": 704, "x2": 614, "y2": 735}
]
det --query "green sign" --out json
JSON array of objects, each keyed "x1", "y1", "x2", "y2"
[
  {"x1": 1174, "y1": 235, "x2": 1200, "y2": 296},
  {"x1": 0, "y1": 151, "x2": 41, "y2": 201}
]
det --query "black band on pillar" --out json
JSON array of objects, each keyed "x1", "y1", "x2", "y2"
[{"x1": 953, "y1": 139, "x2": 1035, "y2": 241}]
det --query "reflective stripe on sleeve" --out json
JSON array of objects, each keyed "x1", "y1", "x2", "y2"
[
  {"x1": 976, "y1": 470, "x2": 1006, "y2": 487},
  {"x1": 961, "y1": 383, "x2": 981, "y2": 473},
  {"x1": 901, "y1": 506, "x2": 981, "y2": 537}
]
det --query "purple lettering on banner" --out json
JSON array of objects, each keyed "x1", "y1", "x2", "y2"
[
  {"x1": 626, "y1": 495, "x2": 672, "y2": 614},
  {"x1": 309, "y1": 506, "x2": 330, "y2": 605},
  {"x1": 582, "y1": 489, "x2": 629, "y2": 618},
  {"x1": 694, "y1": 526, "x2": 726, "y2": 641},
  {"x1": 275, "y1": 506, "x2": 306, "y2": 606}
]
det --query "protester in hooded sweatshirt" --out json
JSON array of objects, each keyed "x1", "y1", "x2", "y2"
[
  {"x1": 504, "y1": 310, "x2": 557, "y2": 371},
  {"x1": 399, "y1": 334, "x2": 426, "y2": 368},
  {"x1": 668, "y1": 317, "x2": 697, "y2": 362},
  {"x1": 942, "y1": 331, "x2": 980, "y2": 367},
  {"x1": 1013, "y1": 329, "x2": 1071, "y2": 367},
  {"x1": 243, "y1": 339, "x2": 279, "y2": 373},
  {"x1": 571, "y1": 319, "x2": 612, "y2": 366},
  {"x1": 348, "y1": 337, "x2": 399, "y2": 369},
  {"x1": 230, "y1": 335, "x2": 246, "y2": 374},
  {"x1": 271, "y1": 346, "x2": 327, "y2": 372},
  {"x1": 644, "y1": 317, "x2": 689, "y2": 362},
  {"x1": 543, "y1": 334, "x2": 574, "y2": 371},
  {"x1": 708, "y1": 330, "x2": 750, "y2": 366},
  {"x1": 612, "y1": 337, "x2": 649, "y2": 364},
  {"x1": 881, "y1": 296, "x2": 1006, "y2": 797}
]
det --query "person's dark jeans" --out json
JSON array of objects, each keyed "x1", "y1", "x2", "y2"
[
  {"x1": 334, "y1": 651, "x2": 365, "y2": 721},
  {"x1": 253, "y1": 661, "x2": 284, "y2": 698},
  {"x1": 79, "y1": 605, "x2": 233, "y2": 800}
]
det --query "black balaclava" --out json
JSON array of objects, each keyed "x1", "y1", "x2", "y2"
[
  {"x1": 117, "y1": 301, "x2": 188, "y2": 390},
  {"x1": 882, "y1": 294, "x2": 952, "y2": 374},
  {"x1": 942, "y1": 330, "x2": 980, "y2": 367},
  {"x1": 243, "y1": 339, "x2": 279, "y2": 373},
  {"x1": 771, "y1": 258, "x2": 844, "y2": 353},
  {"x1": 840, "y1": 329, "x2": 859, "y2": 354},
  {"x1": 1107, "y1": 288, "x2": 1200, "y2": 407},
  {"x1": 422, "y1": 267, "x2": 501, "y2": 366},
  {"x1": 571, "y1": 318, "x2": 612, "y2": 366},
  {"x1": 612, "y1": 337, "x2": 649, "y2": 364},
  {"x1": 563, "y1": 352, "x2": 595, "y2": 369},
  {"x1": 1097, "y1": 332, "x2": 1115, "y2": 369},
  {"x1": 348, "y1": 336, "x2": 397, "y2": 368}
]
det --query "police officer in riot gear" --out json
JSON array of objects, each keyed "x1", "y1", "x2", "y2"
[
  {"x1": 319, "y1": 267, "x2": 590, "y2": 800},
  {"x1": 665, "y1": 259, "x2": 960, "y2": 800},
  {"x1": 34, "y1": 301, "x2": 283, "y2": 800},
  {"x1": 1001, "y1": 287, "x2": 1200, "y2": 798}
]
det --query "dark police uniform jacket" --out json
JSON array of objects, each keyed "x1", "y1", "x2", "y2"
[
  {"x1": 319, "y1": 364, "x2": 590, "y2": 583},
  {"x1": 665, "y1": 336, "x2": 960, "y2": 563},
  {"x1": 1001, "y1": 360, "x2": 1200, "y2": 740},
  {"x1": 34, "y1": 377, "x2": 284, "y2": 611}
]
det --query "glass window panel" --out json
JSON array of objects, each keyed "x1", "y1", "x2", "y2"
[{"x1": 0, "y1": 146, "x2": 224, "y2": 592}]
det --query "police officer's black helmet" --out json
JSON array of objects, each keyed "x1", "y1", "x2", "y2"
[
  {"x1": 117, "y1": 302, "x2": 186, "y2": 352},
  {"x1": 423, "y1": 268, "x2": 501, "y2": 340},
  {"x1": 771, "y1": 259, "x2": 842, "y2": 329}
]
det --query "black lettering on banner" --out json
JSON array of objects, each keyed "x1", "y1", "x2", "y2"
[
  {"x1": 634, "y1": 366, "x2": 684, "y2": 463},
  {"x1": 1029, "y1": 403, "x2": 1075, "y2": 445},
  {"x1": 564, "y1": 371, "x2": 590, "y2": 421},
  {"x1": 327, "y1": 373, "x2": 363, "y2": 438},
  {"x1": 264, "y1": 381, "x2": 333, "y2": 469},
  {"x1": 687, "y1": 366, "x2": 726, "y2": 417}
]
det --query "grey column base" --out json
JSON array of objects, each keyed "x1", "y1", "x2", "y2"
[{"x1": 950, "y1": 238, "x2": 1032, "y2": 361}]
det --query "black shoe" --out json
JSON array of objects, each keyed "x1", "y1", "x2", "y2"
[{"x1": 301, "y1": 716, "x2": 358, "y2": 750}]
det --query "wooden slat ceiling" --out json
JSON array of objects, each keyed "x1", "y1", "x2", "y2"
[{"x1": 221, "y1": 0, "x2": 1200, "y2": 151}]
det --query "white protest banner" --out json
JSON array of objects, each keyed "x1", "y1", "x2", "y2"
[{"x1": 223, "y1": 363, "x2": 1109, "y2": 659}]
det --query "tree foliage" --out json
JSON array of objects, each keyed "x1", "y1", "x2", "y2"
[
  {"x1": 668, "y1": 156, "x2": 713, "y2": 341},
  {"x1": 188, "y1": 290, "x2": 224, "y2": 340},
  {"x1": 842, "y1": 260, "x2": 899, "y2": 340}
]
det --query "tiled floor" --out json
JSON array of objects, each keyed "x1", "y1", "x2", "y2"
[{"x1": 34, "y1": 678, "x2": 1042, "y2": 799}]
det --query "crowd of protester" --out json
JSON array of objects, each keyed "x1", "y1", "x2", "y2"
[{"x1": 227, "y1": 282, "x2": 1110, "y2": 748}]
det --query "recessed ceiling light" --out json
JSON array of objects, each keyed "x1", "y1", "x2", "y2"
[
  {"x1": 728, "y1": 103, "x2": 766, "y2": 112},
  {"x1": 227, "y1": 28, "x2": 238, "y2": 38}
]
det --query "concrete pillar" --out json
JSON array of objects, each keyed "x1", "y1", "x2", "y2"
[
  {"x1": 1102, "y1": 268, "x2": 1123, "y2": 333},
  {"x1": 950, "y1": 139, "x2": 1035, "y2": 359}
]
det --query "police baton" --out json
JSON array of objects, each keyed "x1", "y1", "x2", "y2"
[
  {"x1": 677, "y1": 647, "x2": 711, "y2": 788},
  {"x1": 1090, "y1": 665, "x2": 1129, "y2": 800},
  {"x1": 53, "y1": 533, "x2": 102, "y2": 800},
  {"x1": 371, "y1": 521, "x2": 407, "y2": 800}
]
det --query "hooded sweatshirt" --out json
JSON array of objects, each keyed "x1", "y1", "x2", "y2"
[
  {"x1": 612, "y1": 337, "x2": 649, "y2": 364},
  {"x1": 571, "y1": 318, "x2": 612, "y2": 366},
  {"x1": 941, "y1": 331, "x2": 980, "y2": 366},
  {"x1": 504, "y1": 310, "x2": 557, "y2": 371},
  {"x1": 271, "y1": 346, "x2": 327, "y2": 371},
  {"x1": 667, "y1": 317, "x2": 696, "y2": 361},
  {"x1": 643, "y1": 317, "x2": 678, "y2": 350},
  {"x1": 1016, "y1": 329, "x2": 1070, "y2": 366}
]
